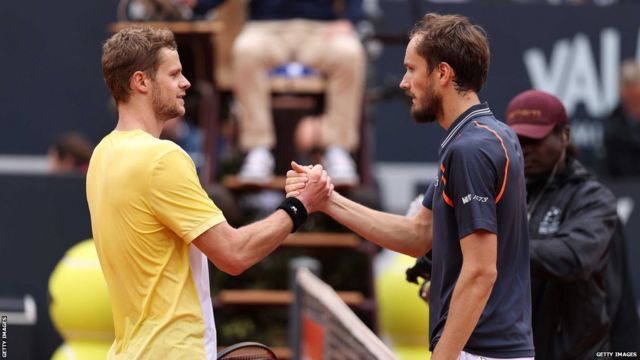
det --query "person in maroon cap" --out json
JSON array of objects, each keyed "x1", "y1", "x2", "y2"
[{"x1": 506, "y1": 89, "x2": 640, "y2": 358}]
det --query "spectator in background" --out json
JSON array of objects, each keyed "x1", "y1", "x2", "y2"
[
  {"x1": 48, "y1": 132, "x2": 93, "y2": 174},
  {"x1": 601, "y1": 59, "x2": 640, "y2": 177},
  {"x1": 506, "y1": 89, "x2": 640, "y2": 359},
  {"x1": 182, "y1": 0, "x2": 366, "y2": 186}
]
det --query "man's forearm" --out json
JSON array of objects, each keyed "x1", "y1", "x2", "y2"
[
  {"x1": 432, "y1": 269, "x2": 496, "y2": 359},
  {"x1": 195, "y1": 210, "x2": 294, "y2": 276},
  {"x1": 232, "y1": 210, "x2": 295, "y2": 268},
  {"x1": 325, "y1": 192, "x2": 431, "y2": 257}
]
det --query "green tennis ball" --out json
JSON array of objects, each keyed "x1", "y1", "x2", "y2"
[{"x1": 49, "y1": 239, "x2": 114, "y2": 341}]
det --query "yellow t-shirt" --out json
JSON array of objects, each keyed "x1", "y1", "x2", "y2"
[{"x1": 86, "y1": 129, "x2": 225, "y2": 359}]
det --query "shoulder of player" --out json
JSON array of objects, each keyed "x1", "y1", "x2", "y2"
[
  {"x1": 137, "y1": 137, "x2": 190, "y2": 166},
  {"x1": 460, "y1": 119, "x2": 510, "y2": 146},
  {"x1": 157, "y1": 140, "x2": 190, "y2": 161},
  {"x1": 449, "y1": 126, "x2": 495, "y2": 149},
  {"x1": 448, "y1": 123, "x2": 508, "y2": 163}
]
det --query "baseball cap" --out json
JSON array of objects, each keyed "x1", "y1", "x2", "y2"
[{"x1": 505, "y1": 90, "x2": 568, "y2": 139}]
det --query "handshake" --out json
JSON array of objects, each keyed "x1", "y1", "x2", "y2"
[
  {"x1": 283, "y1": 161, "x2": 336, "y2": 215},
  {"x1": 281, "y1": 160, "x2": 433, "y2": 267}
]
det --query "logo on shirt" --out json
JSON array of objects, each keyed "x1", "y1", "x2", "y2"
[
  {"x1": 290, "y1": 206, "x2": 298, "y2": 215},
  {"x1": 538, "y1": 206, "x2": 562, "y2": 235},
  {"x1": 462, "y1": 194, "x2": 488, "y2": 204}
]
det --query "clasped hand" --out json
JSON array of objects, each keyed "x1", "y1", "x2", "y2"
[{"x1": 285, "y1": 161, "x2": 334, "y2": 213}]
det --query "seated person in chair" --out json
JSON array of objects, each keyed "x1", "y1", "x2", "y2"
[{"x1": 183, "y1": 0, "x2": 367, "y2": 186}]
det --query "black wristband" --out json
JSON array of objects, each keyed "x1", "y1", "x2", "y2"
[{"x1": 277, "y1": 197, "x2": 308, "y2": 233}]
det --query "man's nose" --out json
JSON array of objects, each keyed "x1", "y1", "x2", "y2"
[
  {"x1": 399, "y1": 78, "x2": 408, "y2": 90},
  {"x1": 181, "y1": 76, "x2": 191, "y2": 90}
]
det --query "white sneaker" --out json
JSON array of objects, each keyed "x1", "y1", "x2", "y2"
[
  {"x1": 324, "y1": 146, "x2": 359, "y2": 187},
  {"x1": 238, "y1": 147, "x2": 275, "y2": 183}
]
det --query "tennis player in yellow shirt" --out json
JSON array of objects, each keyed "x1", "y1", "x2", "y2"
[{"x1": 86, "y1": 26, "x2": 332, "y2": 359}]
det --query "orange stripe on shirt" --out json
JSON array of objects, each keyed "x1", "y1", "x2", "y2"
[
  {"x1": 440, "y1": 163, "x2": 451, "y2": 202},
  {"x1": 442, "y1": 190, "x2": 454, "y2": 207},
  {"x1": 473, "y1": 121, "x2": 510, "y2": 204}
]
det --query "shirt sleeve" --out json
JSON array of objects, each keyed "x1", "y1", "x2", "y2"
[
  {"x1": 422, "y1": 181, "x2": 435, "y2": 210},
  {"x1": 148, "y1": 148, "x2": 226, "y2": 243},
  {"x1": 445, "y1": 142, "x2": 504, "y2": 238}
]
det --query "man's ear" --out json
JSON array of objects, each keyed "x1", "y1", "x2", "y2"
[
  {"x1": 438, "y1": 62, "x2": 455, "y2": 86},
  {"x1": 130, "y1": 71, "x2": 150, "y2": 94},
  {"x1": 562, "y1": 127, "x2": 571, "y2": 144}
]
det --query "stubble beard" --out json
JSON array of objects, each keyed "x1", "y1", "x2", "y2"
[
  {"x1": 151, "y1": 85, "x2": 184, "y2": 122},
  {"x1": 411, "y1": 84, "x2": 442, "y2": 124}
]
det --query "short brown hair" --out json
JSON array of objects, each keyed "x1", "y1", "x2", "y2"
[
  {"x1": 51, "y1": 132, "x2": 93, "y2": 168},
  {"x1": 410, "y1": 13, "x2": 490, "y2": 93},
  {"x1": 102, "y1": 26, "x2": 177, "y2": 103}
]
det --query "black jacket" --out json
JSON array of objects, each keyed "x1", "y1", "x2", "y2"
[{"x1": 527, "y1": 159, "x2": 618, "y2": 359}]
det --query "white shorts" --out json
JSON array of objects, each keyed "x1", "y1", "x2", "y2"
[{"x1": 459, "y1": 351, "x2": 534, "y2": 360}]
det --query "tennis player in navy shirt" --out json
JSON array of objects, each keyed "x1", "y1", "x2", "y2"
[{"x1": 286, "y1": 13, "x2": 534, "y2": 359}]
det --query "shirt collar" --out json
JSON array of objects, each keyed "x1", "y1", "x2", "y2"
[{"x1": 440, "y1": 102, "x2": 493, "y2": 149}]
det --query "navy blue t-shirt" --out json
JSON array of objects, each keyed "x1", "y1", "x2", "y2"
[{"x1": 422, "y1": 103, "x2": 534, "y2": 357}]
